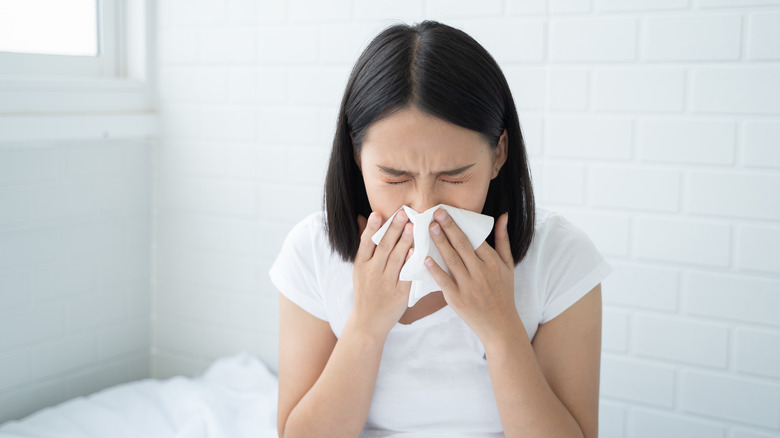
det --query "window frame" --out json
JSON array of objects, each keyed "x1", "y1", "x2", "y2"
[
  {"x1": 0, "y1": 0, "x2": 117, "y2": 77},
  {"x1": 0, "y1": 0, "x2": 153, "y2": 114}
]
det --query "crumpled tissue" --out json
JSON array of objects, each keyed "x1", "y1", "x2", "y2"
[{"x1": 371, "y1": 204, "x2": 494, "y2": 307}]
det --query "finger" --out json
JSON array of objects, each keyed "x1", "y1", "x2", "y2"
[
  {"x1": 432, "y1": 209, "x2": 480, "y2": 268},
  {"x1": 374, "y1": 209, "x2": 409, "y2": 261},
  {"x1": 429, "y1": 220, "x2": 468, "y2": 279},
  {"x1": 494, "y1": 212, "x2": 513, "y2": 267},
  {"x1": 424, "y1": 255, "x2": 457, "y2": 295},
  {"x1": 385, "y1": 222, "x2": 414, "y2": 276},
  {"x1": 356, "y1": 212, "x2": 382, "y2": 262}
]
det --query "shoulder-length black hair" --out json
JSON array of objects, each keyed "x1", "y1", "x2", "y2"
[{"x1": 324, "y1": 20, "x2": 535, "y2": 266}]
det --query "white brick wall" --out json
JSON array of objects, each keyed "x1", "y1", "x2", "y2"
[
  {"x1": 593, "y1": 68, "x2": 686, "y2": 112},
  {"x1": 692, "y1": 68, "x2": 780, "y2": 114},
  {"x1": 637, "y1": 119, "x2": 736, "y2": 165},
  {"x1": 460, "y1": 19, "x2": 547, "y2": 63},
  {"x1": 0, "y1": 137, "x2": 151, "y2": 423},
  {"x1": 736, "y1": 329, "x2": 780, "y2": 379},
  {"x1": 680, "y1": 371, "x2": 780, "y2": 428},
  {"x1": 596, "y1": 0, "x2": 689, "y2": 12},
  {"x1": 628, "y1": 409, "x2": 726, "y2": 438},
  {"x1": 602, "y1": 262, "x2": 679, "y2": 311},
  {"x1": 562, "y1": 210, "x2": 631, "y2": 256},
  {"x1": 743, "y1": 121, "x2": 780, "y2": 168},
  {"x1": 737, "y1": 225, "x2": 780, "y2": 273},
  {"x1": 601, "y1": 356, "x2": 676, "y2": 407},
  {"x1": 590, "y1": 166, "x2": 681, "y2": 211},
  {"x1": 685, "y1": 272, "x2": 780, "y2": 327},
  {"x1": 550, "y1": 18, "x2": 637, "y2": 62},
  {"x1": 632, "y1": 315, "x2": 729, "y2": 367},
  {"x1": 545, "y1": 116, "x2": 633, "y2": 160},
  {"x1": 547, "y1": 68, "x2": 589, "y2": 110},
  {"x1": 687, "y1": 171, "x2": 780, "y2": 220},
  {"x1": 634, "y1": 216, "x2": 731, "y2": 266},
  {"x1": 148, "y1": 2, "x2": 780, "y2": 438},
  {"x1": 643, "y1": 15, "x2": 742, "y2": 61},
  {"x1": 748, "y1": 13, "x2": 780, "y2": 60}
]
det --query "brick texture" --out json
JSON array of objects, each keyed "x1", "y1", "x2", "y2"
[
  {"x1": 150, "y1": 3, "x2": 780, "y2": 437},
  {"x1": 6, "y1": 1, "x2": 780, "y2": 436},
  {"x1": 0, "y1": 139, "x2": 151, "y2": 422}
]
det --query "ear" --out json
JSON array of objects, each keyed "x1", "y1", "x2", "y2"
[{"x1": 491, "y1": 129, "x2": 508, "y2": 179}]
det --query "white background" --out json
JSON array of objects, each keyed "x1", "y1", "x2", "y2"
[{"x1": 1, "y1": 0, "x2": 779, "y2": 437}]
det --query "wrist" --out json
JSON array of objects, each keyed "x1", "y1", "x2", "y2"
[
  {"x1": 481, "y1": 313, "x2": 529, "y2": 356},
  {"x1": 343, "y1": 312, "x2": 391, "y2": 347}
]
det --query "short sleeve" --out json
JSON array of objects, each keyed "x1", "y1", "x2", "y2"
[
  {"x1": 536, "y1": 213, "x2": 613, "y2": 323},
  {"x1": 268, "y1": 213, "x2": 329, "y2": 321}
]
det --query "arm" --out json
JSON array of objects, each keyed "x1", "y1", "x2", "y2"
[
  {"x1": 277, "y1": 295, "x2": 386, "y2": 438},
  {"x1": 277, "y1": 211, "x2": 413, "y2": 438},
  {"x1": 485, "y1": 285, "x2": 602, "y2": 438},
  {"x1": 425, "y1": 210, "x2": 601, "y2": 438}
]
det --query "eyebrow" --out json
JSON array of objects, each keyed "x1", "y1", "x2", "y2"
[{"x1": 377, "y1": 163, "x2": 476, "y2": 177}]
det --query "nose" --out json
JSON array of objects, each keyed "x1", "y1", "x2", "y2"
[{"x1": 407, "y1": 186, "x2": 439, "y2": 214}]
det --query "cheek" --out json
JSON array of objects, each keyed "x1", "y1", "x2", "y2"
[
  {"x1": 444, "y1": 185, "x2": 487, "y2": 210},
  {"x1": 444, "y1": 178, "x2": 493, "y2": 212},
  {"x1": 363, "y1": 183, "x2": 406, "y2": 219}
]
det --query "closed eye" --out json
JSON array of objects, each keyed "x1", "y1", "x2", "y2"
[{"x1": 387, "y1": 178, "x2": 465, "y2": 185}]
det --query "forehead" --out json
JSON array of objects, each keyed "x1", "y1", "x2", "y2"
[{"x1": 360, "y1": 106, "x2": 490, "y2": 158}]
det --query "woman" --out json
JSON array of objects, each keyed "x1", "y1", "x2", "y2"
[{"x1": 269, "y1": 20, "x2": 613, "y2": 438}]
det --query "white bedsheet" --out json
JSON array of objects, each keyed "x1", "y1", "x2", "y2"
[
  {"x1": 0, "y1": 352, "x2": 278, "y2": 438},
  {"x1": 0, "y1": 352, "x2": 509, "y2": 438}
]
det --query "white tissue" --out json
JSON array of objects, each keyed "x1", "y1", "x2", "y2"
[{"x1": 371, "y1": 204, "x2": 494, "y2": 307}]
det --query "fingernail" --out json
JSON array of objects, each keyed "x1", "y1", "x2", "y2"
[
  {"x1": 424, "y1": 257, "x2": 434, "y2": 267},
  {"x1": 430, "y1": 223, "x2": 441, "y2": 235},
  {"x1": 369, "y1": 213, "x2": 380, "y2": 225},
  {"x1": 404, "y1": 223, "x2": 413, "y2": 235},
  {"x1": 434, "y1": 209, "x2": 448, "y2": 222},
  {"x1": 394, "y1": 211, "x2": 407, "y2": 224}
]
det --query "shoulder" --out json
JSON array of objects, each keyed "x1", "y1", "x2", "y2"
[
  {"x1": 270, "y1": 211, "x2": 335, "y2": 321},
  {"x1": 282, "y1": 210, "x2": 330, "y2": 252},
  {"x1": 272, "y1": 210, "x2": 333, "y2": 280},
  {"x1": 529, "y1": 208, "x2": 594, "y2": 258},
  {"x1": 520, "y1": 207, "x2": 610, "y2": 292},
  {"x1": 290, "y1": 210, "x2": 328, "y2": 237},
  {"x1": 521, "y1": 208, "x2": 612, "y2": 322}
]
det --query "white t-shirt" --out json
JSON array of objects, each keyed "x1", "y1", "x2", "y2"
[{"x1": 269, "y1": 208, "x2": 613, "y2": 436}]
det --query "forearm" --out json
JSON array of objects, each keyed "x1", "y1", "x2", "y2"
[
  {"x1": 282, "y1": 315, "x2": 385, "y2": 438},
  {"x1": 484, "y1": 318, "x2": 585, "y2": 438}
]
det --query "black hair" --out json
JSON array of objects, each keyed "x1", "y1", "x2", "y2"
[{"x1": 324, "y1": 20, "x2": 535, "y2": 265}]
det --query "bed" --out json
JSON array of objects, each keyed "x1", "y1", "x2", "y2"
[
  {"x1": 0, "y1": 353, "x2": 505, "y2": 438},
  {"x1": 0, "y1": 352, "x2": 279, "y2": 438}
]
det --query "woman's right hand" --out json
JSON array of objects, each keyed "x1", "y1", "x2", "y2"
[{"x1": 351, "y1": 210, "x2": 414, "y2": 340}]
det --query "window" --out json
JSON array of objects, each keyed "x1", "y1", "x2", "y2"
[
  {"x1": 0, "y1": 0, "x2": 99, "y2": 56},
  {"x1": 0, "y1": 0, "x2": 121, "y2": 77},
  {"x1": 0, "y1": 0, "x2": 152, "y2": 113}
]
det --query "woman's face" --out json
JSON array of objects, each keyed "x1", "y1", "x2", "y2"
[{"x1": 356, "y1": 105, "x2": 507, "y2": 221}]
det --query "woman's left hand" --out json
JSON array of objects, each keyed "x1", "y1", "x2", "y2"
[{"x1": 425, "y1": 209, "x2": 519, "y2": 345}]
